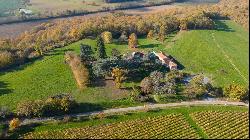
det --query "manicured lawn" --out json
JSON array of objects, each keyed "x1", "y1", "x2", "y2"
[
  {"x1": 11, "y1": 105, "x2": 249, "y2": 139},
  {"x1": 0, "y1": 20, "x2": 248, "y2": 111}
]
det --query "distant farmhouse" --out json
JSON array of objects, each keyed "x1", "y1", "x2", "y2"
[
  {"x1": 131, "y1": 51, "x2": 178, "y2": 70},
  {"x1": 19, "y1": 8, "x2": 33, "y2": 15}
]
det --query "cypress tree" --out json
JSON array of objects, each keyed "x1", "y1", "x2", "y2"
[{"x1": 96, "y1": 35, "x2": 107, "y2": 59}]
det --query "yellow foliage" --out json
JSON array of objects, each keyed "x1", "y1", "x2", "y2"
[
  {"x1": 9, "y1": 118, "x2": 21, "y2": 131},
  {"x1": 101, "y1": 31, "x2": 113, "y2": 44},
  {"x1": 111, "y1": 68, "x2": 126, "y2": 89}
]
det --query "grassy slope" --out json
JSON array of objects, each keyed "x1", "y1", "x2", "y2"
[
  {"x1": 11, "y1": 105, "x2": 248, "y2": 139},
  {"x1": 165, "y1": 20, "x2": 249, "y2": 87},
  {"x1": 0, "y1": 20, "x2": 248, "y2": 111}
]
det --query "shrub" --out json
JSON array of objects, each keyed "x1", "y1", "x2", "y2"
[
  {"x1": 183, "y1": 75, "x2": 211, "y2": 99},
  {"x1": 44, "y1": 94, "x2": 77, "y2": 116},
  {"x1": 0, "y1": 51, "x2": 14, "y2": 69},
  {"x1": 101, "y1": 31, "x2": 113, "y2": 44},
  {"x1": 223, "y1": 84, "x2": 248, "y2": 100},
  {"x1": 9, "y1": 118, "x2": 21, "y2": 131},
  {"x1": 16, "y1": 100, "x2": 45, "y2": 117},
  {"x1": 0, "y1": 106, "x2": 11, "y2": 119},
  {"x1": 17, "y1": 94, "x2": 77, "y2": 117},
  {"x1": 130, "y1": 86, "x2": 142, "y2": 101},
  {"x1": 166, "y1": 70, "x2": 185, "y2": 83},
  {"x1": 111, "y1": 48, "x2": 121, "y2": 58}
]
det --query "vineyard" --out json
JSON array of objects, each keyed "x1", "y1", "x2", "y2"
[
  {"x1": 22, "y1": 110, "x2": 249, "y2": 139},
  {"x1": 23, "y1": 114, "x2": 200, "y2": 139},
  {"x1": 191, "y1": 111, "x2": 249, "y2": 139}
]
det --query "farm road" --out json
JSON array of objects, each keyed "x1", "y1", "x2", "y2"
[{"x1": 20, "y1": 100, "x2": 248, "y2": 125}]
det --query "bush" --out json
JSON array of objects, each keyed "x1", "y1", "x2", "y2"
[
  {"x1": 44, "y1": 94, "x2": 77, "y2": 116},
  {"x1": 130, "y1": 86, "x2": 142, "y2": 101},
  {"x1": 223, "y1": 84, "x2": 248, "y2": 100},
  {"x1": 0, "y1": 106, "x2": 11, "y2": 120},
  {"x1": 17, "y1": 94, "x2": 77, "y2": 117},
  {"x1": 166, "y1": 70, "x2": 185, "y2": 83},
  {"x1": 9, "y1": 118, "x2": 21, "y2": 131},
  {"x1": 16, "y1": 100, "x2": 45, "y2": 117},
  {"x1": 111, "y1": 48, "x2": 121, "y2": 58},
  {"x1": 183, "y1": 75, "x2": 211, "y2": 99},
  {"x1": 0, "y1": 51, "x2": 14, "y2": 69}
]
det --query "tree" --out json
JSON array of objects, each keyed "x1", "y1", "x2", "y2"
[
  {"x1": 184, "y1": 75, "x2": 210, "y2": 99},
  {"x1": 96, "y1": 35, "x2": 107, "y2": 59},
  {"x1": 128, "y1": 33, "x2": 138, "y2": 48},
  {"x1": 80, "y1": 44, "x2": 94, "y2": 64},
  {"x1": 147, "y1": 30, "x2": 154, "y2": 39},
  {"x1": 102, "y1": 31, "x2": 113, "y2": 44},
  {"x1": 118, "y1": 31, "x2": 128, "y2": 44},
  {"x1": 223, "y1": 84, "x2": 248, "y2": 100},
  {"x1": 158, "y1": 25, "x2": 166, "y2": 42},
  {"x1": 9, "y1": 118, "x2": 21, "y2": 131},
  {"x1": 179, "y1": 19, "x2": 188, "y2": 30},
  {"x1": 111, "y1": 68, "x2": 126, "y2": 89},
  {"x1": 111, "y1": 48, "x2": 121, "y2": 58},
  {"x1": 140, "y1": 77, "x2": 153, "y2": 94}
]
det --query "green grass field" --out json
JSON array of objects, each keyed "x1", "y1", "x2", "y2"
[
  {"x1": 0, "y1": 20, "x2": 248, "y2": 111},
  {"x1": 10, "y1": 105, "x2": 248, "y2": 139}
]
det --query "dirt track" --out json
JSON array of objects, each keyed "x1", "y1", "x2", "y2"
[{"x1": 20, "y1": 100, "x2": 248, "y2": 125}]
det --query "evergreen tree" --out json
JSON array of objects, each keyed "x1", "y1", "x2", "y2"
[
  {"x1": 80, "y1": 44, "x2": 94, "y2": 64},
  {"x1": 96, "y1": 35, "x2": 107, "y2": 59}
]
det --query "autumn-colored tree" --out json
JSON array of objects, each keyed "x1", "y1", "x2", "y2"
[
  {"x1": 147, "y1": 30, "x2": 154, "y2": 39},
  {"x1": 128, "y1": 33, "x2": 138, "y2": 48},
  {"x1": 9, "y1": 118, "x2": 21, "y2": 131},
  {"x1": 102, "y1": 31, "x2": 113, "y2": 44},
  {"x1": 96, "y1": 35, "x2": 107, "y2": 59},
  {"x1": 111, "y1": 68, "x2": 126, "y2": 89},
  {"x1": 158, "y1": 25, "x2": 166, "y2": 42},
  {"x1": 179, "y1": 19, "x2": 188, "y2": 30}
]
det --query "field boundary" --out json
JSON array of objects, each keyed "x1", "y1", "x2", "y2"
[{"x1": 20, "y1": 100, "x2": 248, "y2": 125}]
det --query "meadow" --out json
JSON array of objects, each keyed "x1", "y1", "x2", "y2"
[
  {"x1": 0, "y1": 20, "x2": 248, "y2": 111},
  {"x1": 10, "y1": 105, "x2": 249, "y2": 139}
]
